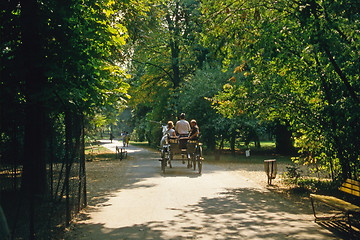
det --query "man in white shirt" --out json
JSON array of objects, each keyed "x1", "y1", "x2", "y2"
[{"x1": 175, "y1": 113, "x2": 191, "y2": 137}]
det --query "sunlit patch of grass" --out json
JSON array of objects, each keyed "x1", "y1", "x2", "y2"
[
  {"x1": 129, "y1": 140, "x2": 292, "y2": 164},
  {"x1": 130, "y1": 141, "x2": 155, "y2": 151},
  {"x1": 205, "y1": 153, "x2": 292, "y2": 164},
  {"x1": 85, "y1": 145, "x2": 112, "y2": 154},
  {"x1": 85, "y1": 147, "x2": 117, "y2": 161}
]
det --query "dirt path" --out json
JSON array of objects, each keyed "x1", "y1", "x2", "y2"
[{"x1": 64, "y1": 140, "x2": 339, "y2": 240}]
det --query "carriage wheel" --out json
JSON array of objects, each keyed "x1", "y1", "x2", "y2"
[
  {"x1": 168, "y1": 152, "x2": 172, "y2": 168},
  {"x1": 197, "y1": 145, "x2": 203, "y2": 174},
  {"x1": 161, "y1": 158, "x2": 166, "y2": 173},
  {"x1": 161, "y1": 149, "x2": 165, "y2": 159},
  {"x1": 160, "y1": 149, "x2": 166, "y2": 173},
  {"x1": 187, "y1": 153, "x2": 192, "y2": 168},
  {"x1": 197, "y1": 156, "x2": 202, "y2": 174}
]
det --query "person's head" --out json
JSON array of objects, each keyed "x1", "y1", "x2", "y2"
[
  {"x1": 180, "y1": 113, "x2": 186, "y2": 119},
  {"x1": 167, "y1": 121, "x2": 174, "y2": 129},
  {"x1": 190, "y1": 119, "x2": 197, "y2": 127}
]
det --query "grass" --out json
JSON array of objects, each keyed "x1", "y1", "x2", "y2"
[
  {"x1": 219, "y1": 141, "x2": 276, "y2": 151},
  {"x1": 206, "y1": 141, "x2": 292, "y2": 164},
  {"x1": 85, "y1": 145, "x2": 112, "y2": 154},
  {"x1": 85, "y1": 138, "x2": 293, "y2": 169},
  {"x1": 205, "y1": 152, "x2": 292, "y2": 164},
  {"x1": 85, "y1": 144, "x2": 117, "y2": 161},
  {"x1": 130, "y1": 141, "x2": 156, "y2": 151},
  {"x1": 128, "y1": 140, "x2": 293, "y2": 165}
]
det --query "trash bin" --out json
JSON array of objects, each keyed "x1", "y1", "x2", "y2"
[
  {"x1": 245, "y1": 149, "x2": 250, "y2": 157},
  {"x1": 264, "y1": 159, "x2": 277, "y2": 185}
]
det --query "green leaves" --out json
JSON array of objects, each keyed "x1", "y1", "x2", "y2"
[
  {"x1": 200, "y1": 0, "x2": 360, "y2": 177},
  {"x1": 46, "y1": 0, "x2": 132, "y2": 118}
]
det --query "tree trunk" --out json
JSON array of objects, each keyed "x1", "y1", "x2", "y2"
[
  {"x1": 230, "y1": 132, "x2": 236, "y2": 156},
  {"x1": 315, "y1": 55, "x2": 351, "y2": 180},
  {"x1": 274, "y1": 122, "x2": 294, "y2": 155},
  {"x1": 79, "y1": 114, "x2": 87, "y2": 208},
  {"x1": 20, "y1": 0, "x2": 47, "y2": 195},
  {"x1": 64, "y1": 110, "x2": 72, "y2": 226}
]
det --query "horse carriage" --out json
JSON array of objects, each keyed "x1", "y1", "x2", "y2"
[{"x1": 160, "y1": 126, "x2": 203, "y2": 174}]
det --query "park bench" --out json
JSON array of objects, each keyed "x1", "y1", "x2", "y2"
[
  {"x1": 89, "y1": 143, "x2": 100, "y2": 153},
  {"x1": 310, "y1": 179, "x2": 360, "y2": 234},
  {"x1": 86, "y1": 143, "x2": 100, "y2": 161},
  {"x1": 116, "y1": 146, "x2": 127, "y2": 160}
]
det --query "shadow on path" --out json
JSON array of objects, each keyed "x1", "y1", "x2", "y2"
[
  {"x1": 68, "y1": 187, "x2": 341, "y2": 239},
  {"x1": 65, "y1": 142, "x2": 349, "y2": 240}
]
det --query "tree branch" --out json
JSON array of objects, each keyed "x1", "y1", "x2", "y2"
[
  {"x1": 322, "y1": 44, "x2": 359, "y2": 103},
  {"x1": 132, "y1": 59, "x2": 174, "y2": 83}
]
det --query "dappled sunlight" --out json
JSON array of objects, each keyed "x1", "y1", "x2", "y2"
[
  {"x1": 66, "y1": 144, "x2": 341, "y2": 240},
  {"x1": 71, "y1": 187, "x2": 336, "y2": 240},
  {"x1": 78, "y1": 155, "x2": 267, "y2": 230},
  {"x1": 126, "y1": 149, "x2": 142, "y2": 153}
]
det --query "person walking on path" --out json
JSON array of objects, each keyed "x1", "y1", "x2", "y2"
[
  {"x1": 121, "y1": 131, "x2": 126, "y2": 147},
  {"x1": 125, "y1": 132, "x2": 130, "y2": 147},
  {"x1": 109, "y1": 132, "x2": 114, "y2": 143}
]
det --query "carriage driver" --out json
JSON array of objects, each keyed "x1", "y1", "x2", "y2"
[{"x1": 175, "y1": 113, "x2": 191, "y2": 137}]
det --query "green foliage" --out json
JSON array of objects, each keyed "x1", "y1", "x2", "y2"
[
  {"x1": 296, "y1": 178, "x2": 337, "y2": 193},
  {"x1": 282, "y1": 164, "x2": 336, "y2": 193},
  {"x1": 283, "y1": 165, "x2": 302, "y2": 183},
  {"x1": 0, "y1": 0, "x2": 137, "y2": 199},
  {"x1": 200, "y1": 0, "x2": 360, "y2": 179},
  {"x1": 127, "y1": 0, "x2": 207, "y2": 147},
  {"x1": 46, "y1": 0, "x2": 131, "y2": 116},
  {"x1": 178, "y1": 64, "x2": 232, "y2": 149},
  {"x1": 2, "y1": 0, "x2": 356, "y2": 193}
]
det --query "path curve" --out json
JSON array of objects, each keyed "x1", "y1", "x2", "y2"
[{"x1": 64, "y1": 140, "x2": 339, "y2": 240}]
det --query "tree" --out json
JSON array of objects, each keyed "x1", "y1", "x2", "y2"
[
  {"x1": 200, "y1": 0, "x2": 360, "y2": 179},
  {"x1": 178, "y1": 64, "x2": 233, "y2": 150},
  {"x1": 20, "y1": 0, "x2": 49, "y2": 195},
  {"x1": 127, "y1": 0, "x2": 206, "y2": 146},
  {"x1": 1, "y1": 0, "x2": 131, "y2": 194}
]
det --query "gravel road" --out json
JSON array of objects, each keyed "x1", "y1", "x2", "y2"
[{"x1": 63, "y1": 140, "x2": 339, "y2": 240}]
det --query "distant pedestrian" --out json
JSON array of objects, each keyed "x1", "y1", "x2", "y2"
[
  {"x1": 125, "y1": 132, "x2": 130, "y2": 147},
  {"x1": 110, "y1": 132, "x2": 114, "y2": 143},
  {"x1": 121, "y1": 131, "x2": 126, "y2": 147}
]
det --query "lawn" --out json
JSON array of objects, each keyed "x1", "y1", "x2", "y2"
[
  {"x1": 85, "y1": 144, "x2": 117, "y2": 161},
  {"x1": 130, "y1": 140, "x2": 293, "y2": 165}
]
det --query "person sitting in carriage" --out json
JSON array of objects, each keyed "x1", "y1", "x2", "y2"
[
  {"x1": 175, "y1": 113, "x2": 191, "y2": 137},
  {"x1": 189, "y1": 119, "x2": 199, "y2": 140},
  {"x1": 175, "y1": 113, "x2": 190, "y2": 148},
  {"x1": 160, "y1": 121, "x2": 177, "y2": 148},
  {"x1": 166, "y1": 121, "x2": 176, "y2": 138}
]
